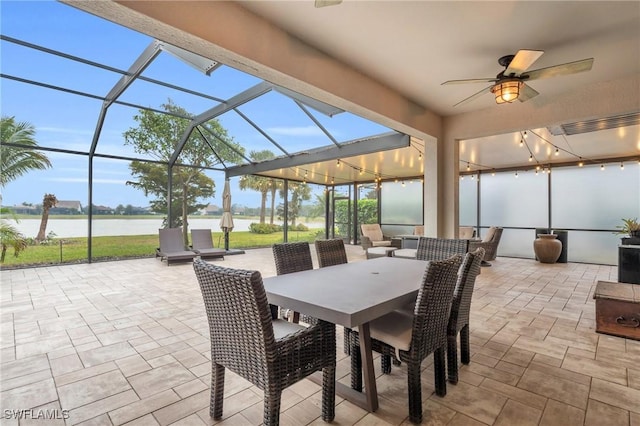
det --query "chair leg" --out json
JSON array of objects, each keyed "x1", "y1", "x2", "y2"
[
  {"x1": 269, "y1": 304, "x2": 279, "y2": 320},
  {"x1": 263, "y1": 387, "x2": 282, "y2": 426},
  {"x1": 211, "y1": 363, "x2": 225, "y2": 419},
  {"x1": 447, "y1": 333, "x2": 459, "y2": 384},
  {"x1": 289, "y1": 311, "x2": 300, "y2": 324},
  {"x1": 381, "y1": 354, "x2": 392, "y2": 374},
  {"x1": 343, "y1": 328, "x2": 351, "y2": 355},
  {"x1": 460, "y1": 324, "x2": 471, "y2": 364},
  {"x1": 350, "y1": 341, "x2": 363, "y2": 392},
  {"x1": 322, "y1": 365, "x2": 336, "y2": 422},
  {"x1": 407, "y1": 362, "x2": 423, "y2": 424},
  {"x1": 434, "y1": 346, "x2": 447, "y2": 397}
]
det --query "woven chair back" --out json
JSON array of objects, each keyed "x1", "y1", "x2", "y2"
[
  {"x1": 448, "y1": 248, "x2": 484, "y2": 335},
  {"x1": 315, "y1": 239, "x2": 348, "y2": 268},
  {"x1": 159, "y1": 227, "x2": 185, "y2": 252},
  {"x1": 272, "y1": 242, "x2": 313, "y2": 275},
  {"x1": 193, "y1": 260, "x2": 273, "y2": 384},
  {"x1": 416, "y1": 237, "x2": 469, "y2": 261},
  {"x1": 191, "y1": 229, "x2": 215, "y2": 250},
  {"x1": 411, "y1": 254, "x2": 462, "y2": 359}
]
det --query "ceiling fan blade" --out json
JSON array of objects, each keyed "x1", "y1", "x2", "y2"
[
  {"x1": 442, "y1": 78, "x2": 497, "y2": 85},
  {"x1": 518, "y1": 83, "x2": 540, "y2": 102},
  {"x1": 315, "y1": 0, "x2": 342, "y2": 7},
  {"x1": 504, "y1": 49, "x2": 544, "y2": 76},
  {"x1": 524, "y1": 58, "x2": 594, "y2": 80},
  {"x1": 453, "y1": 85, "x2": 492, "y2": 107}
]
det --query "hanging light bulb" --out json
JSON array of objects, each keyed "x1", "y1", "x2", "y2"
[
  {"x1": 601, "y1": 164, "x2": 605, "y2": 171},
  {"x1": 394, "y1": 178, "x2": 399, "y2": 183},
  {"x1": 331, "y1": 177, "x2": 334, "y2": 184},
  {"x1": 620, "y1": 162, "x2": 624, "y2": 170},
  {"x1": 529, "y1": 154, "x2": 533, "y2": 162},
  {"x1": 491, "y1": 169, "x2": 496, "y2": 176},
  {"x1": 461, "y1": 175, "x2": 465, "y2": 180},
  {"x1": 471, "y1": 174, "x2": 475, "y2": 180},
  {"x1": 466, "y1": 162, "x2": 471, "y2": 171},
  {"x1": 519, "y1": 139, "x2": 524, "y2": 147},
  {"x1": 555, "y1": 148, "x2": 559, "y2": 156},
  {"x1": 524, "y1": 130, "x2": 528, "y2": 139},
  {"x1": 359, "y1": 168, "x2": 363, "y2": 175},
  {"x1": 535, "y1": 169, "x2": 539, "y2": 176},
  {"x1": 536, "y1": 165, "x2": 541, "y2": 171},
  {"x1": 515, "y1": 171, "x2": 519, "y2": 178},
  {"x1": 418, "y1": 152, "x2": 422, "y2": 160},
  {"x1": 336, "y1": 159, "x2": 341, "y2": 166},
  {"x1": 578, "y1": 161, "x2": 584, "y2": 167},
  {"x1": 401, "y1": 181, "x2": 406, "y2": 187}
]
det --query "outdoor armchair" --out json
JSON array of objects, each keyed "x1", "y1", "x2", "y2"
[
  {"x1": 193, "y1": 260, "x2": 336, "y2": 425},
  {"x1": 469, "y1": 226, "x2": 503, "y2": 266},
  {"x1": 349, "y1": 255, "x2": 463, "y2": 423},
  {"x1": 157, "y1": 227, "x2": 196, "y2": 265},
  {"x1": 360, "y1": 224, "x2": 392, "y2": 251},
  {"x1": 190, "y1": 228, "x2": 225, "y2": 260}
]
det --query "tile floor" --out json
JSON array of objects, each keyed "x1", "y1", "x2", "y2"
[{"x1": 1, "y1": 246, "x2": 639, "y2": 425}]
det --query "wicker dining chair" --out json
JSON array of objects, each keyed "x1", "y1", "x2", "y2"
[
  {"x1": 447, "y1": 247, "x2": 484, "y2": 384},
  {"x1": 350, "y1": 255, "x2": 462, "y2": 424},
  {"x1": 272, "y1": 242, "x2": 314, "y2": 323},
  {"x1": 315, "y1": 239, "x2": 348, "y2": 268},
  {"x1": 314, "y1": 239, "x2": 351, "y2": 354},
  {"x1": 193, "y1": 260, "x2": 336, "y2": 426},
  {"x1": 415, "y1": 237, "x2": 469, "y2": 261}
]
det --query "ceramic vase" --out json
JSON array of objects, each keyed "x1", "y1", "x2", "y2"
[{"x1": 534, "y1": 234, "x2": 562, "y2": 263}]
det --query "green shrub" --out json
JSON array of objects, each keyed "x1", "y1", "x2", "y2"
[
  {"x1": 249, "y1": 223, "x2": 283, "y2": 234},
  {"x1": 293, "y1": 223, "x2": 308, "y2": 231}
]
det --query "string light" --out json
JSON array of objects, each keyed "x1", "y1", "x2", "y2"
[
  {"x1": 471, "y1": 174, "x2": 475, "y2": 180},
  {"x1": 418, "y1": 152, "x2": 422, "y2": 160},
  {"x1": 620, "y1": 162, "x2": 624, "y2": 170},
  {"x1": 515, "y1": 171, "x2": 519, "y2": 178},
  {"x1": 519, "y1": 139, "x2": 524, "y2": 147},
  {"x1": 555, "y1": 148, "x2": 559, "y2": 156},
  {"x1": 529, "y1": 154, "x2": 533, "y2": 162},
  {"x1": 578, "y1": 160, "x2": 584, "y2": 167},
  {"x1": 466, "y1": 162, "x2": 471, "y2": 171},
  {"x1": 491, "y1": 169, "x2": 496, "y2": 176},
  {"x1": 535, "y1": 169, "x2": 539, "y2": 176},
  {"x1": 601, "y1": 164, "x2": 605, "y2": 171},
  {"x1": 336, "y1": 159, "x2": 341, "y2": 166},
  {"x1": 401, "y1": 181, "x2": 406, "y2": 187},
  {"x1": 524, "y1": 130, "x2": 528, "y2": 139}
]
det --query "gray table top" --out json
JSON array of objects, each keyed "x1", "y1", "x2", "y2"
[{"x1": 263, "y1": 257, "x2": 428, "y2": 328}]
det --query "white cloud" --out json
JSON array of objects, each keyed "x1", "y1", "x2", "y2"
[{"x1": 266, "y1": 126, "x2": 323, "y2": 137}]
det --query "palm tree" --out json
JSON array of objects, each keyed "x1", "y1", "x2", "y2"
[
  {"x1": 238, "y1": 150, "x2": 276, "y2": 224},
  {"x1": 0, "y1": 220, "x2": 28, "y2": 263},
  {"x1": 36, "y1": 193, "x2": 58, "y2": 242},
  {"x1": 1, "y1": 116, "x2": 52, "y2": 187}
]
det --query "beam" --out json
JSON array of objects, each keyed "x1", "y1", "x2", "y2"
[
  {"x1": 169, "y1": 81, "x2": 273, "y2": 166},
  {"x1": 226, "y1": 132, "x2": 409, "y2": 177}
]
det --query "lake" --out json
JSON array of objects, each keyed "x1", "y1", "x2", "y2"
[{"x1": 9, "y1": 218, "x2": 323, "y2": 238}]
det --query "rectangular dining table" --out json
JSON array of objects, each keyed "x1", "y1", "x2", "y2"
[{"x1": 262, "y1": 256, "x2": 429, "y2": 412}]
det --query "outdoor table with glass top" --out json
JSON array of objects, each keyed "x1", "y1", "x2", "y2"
[{"x1": 262, "y1": 256, "x2": 429, "y2": 412}]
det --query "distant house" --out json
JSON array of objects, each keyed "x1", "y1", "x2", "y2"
[
  {"x1": 50, "y1": 200, "x2": 82, "y2": 215},
  {"x1": 232, "y1": 205, "x2": 245, "y2": 215},
  {"x1": 10, "y1": 204, "x2": 39, "y2": 215},
  {"x1": 93, "y1": 205, "x2": 114, "y2": 215},
  {"x1": 201, "y1": 204, "x2": 220, "y2": 215}
]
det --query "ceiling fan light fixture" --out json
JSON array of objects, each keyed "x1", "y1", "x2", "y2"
[{"x1": 491, "y1": 80, "x2": 522, "y2": 104}]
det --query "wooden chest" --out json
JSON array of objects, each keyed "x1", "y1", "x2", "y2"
[{"x1": 594, "y1": 281, "x2": 640, "y2": 340}]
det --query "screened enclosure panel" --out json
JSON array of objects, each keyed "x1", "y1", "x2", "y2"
[
  {"x1": 551, "y1": 164, "x2": 640, "y2": 230},
  {"x1": 496, "y1": 228, "x2": 538, "y2": 259},
  {"x1": 480, "y1": 171, "x2": 548, "y2": 228},
  {"x1": 565, "y1": 231, "x2": 621, "y2": 265}
]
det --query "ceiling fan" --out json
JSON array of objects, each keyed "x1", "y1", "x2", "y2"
[
  {"x1": 442, "y1": 50, "x2": 594, "y2": 106},
  {"x1": 315, "y1": 0, "x2": 342, "y2": 8}
]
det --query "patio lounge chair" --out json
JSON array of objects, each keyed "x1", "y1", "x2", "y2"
[
  {"x1": 191, "y1": 229, "x2": 225, "y2": 260},
  {"x1": 157, "y1": 227, "x2": 196, "y2": 265},
  {"x1": 193, "y1": 260, "x2": 336, "y2": 425}
]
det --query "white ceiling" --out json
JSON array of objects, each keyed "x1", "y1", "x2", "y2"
[{"x1": 239, "y1": 1, "x2": 640, "y2": 174}]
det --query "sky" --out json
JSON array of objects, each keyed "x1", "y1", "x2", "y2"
[{"x1": 0, "y1": 0, "x2": 390, "y2": 210}]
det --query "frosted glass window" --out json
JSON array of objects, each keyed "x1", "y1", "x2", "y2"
[
  {"x1": 459, "y1": 176, "x2": 478, "y2": 226},
  {"x1": 552, "y1": 164, "x2": 640, "y2": 230},
  {"x1": 565, "y1": 231, "x2": 620, "y2": 265},
  {"x1": 480, "y1": 171, "x2": 548, "y2": 228},
  {"x1": 495, "y1": 228, "x2": 537, "y2": 258},
  {"x1": 381, "y1": 181, "x2": 423, "y2": 225}
]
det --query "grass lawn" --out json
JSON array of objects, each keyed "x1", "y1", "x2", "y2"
[{"x1": 0, "y1": 230, "x2": 323, "y2": 268}]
